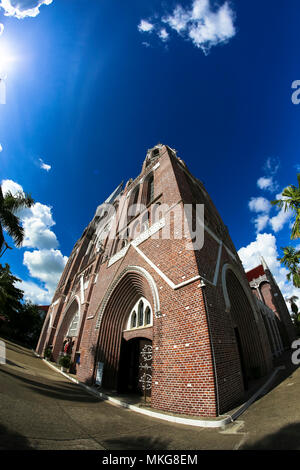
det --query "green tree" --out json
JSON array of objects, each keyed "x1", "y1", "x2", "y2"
[
  {"x1": 0, "y1": 263, "x2": 23, "y2": 320},
  {"x1": 278, "y1": 247, "x2": 300, "y2": 288},
  {"x1": 271, "y1": 174, "x2": 300, "y2": 239},
  {"x1": 286, "y1": 296, "x2": 300, "y2": 335},
  {"x1": 286, "y1": 295, "x2": 299, "y2": 315},
  {"x1": 8, "y1": 301, "x2": 44, "y2": 347},
  {"x1": 0, "y1": 185, "x2": 34, "y2": 255},
  {"x1": 0, "y1": 263, "x2": 44, "y2": 347}
]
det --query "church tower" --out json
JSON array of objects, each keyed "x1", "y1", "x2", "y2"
[{"x1": 37, "y1": 144, "x2": 283, "y2": 418}]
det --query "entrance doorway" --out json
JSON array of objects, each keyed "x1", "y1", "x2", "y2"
[
  {"x1": 118, "y1": 338, "x2": 152, "y2": 396},
  {"x1": 234, "y1": 327, "x2": 248, "y2": 390}
]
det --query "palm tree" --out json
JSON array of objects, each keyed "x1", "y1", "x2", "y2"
[
  {"x1": 286, "y1": 296, "x2": 300, "y2": 334},
  {"x1": 286, "y1": 295, "x2": 299, "y2": 314},
  {"x1": 0, "y1": 185, "x2": 34, "y2": 254},
  {"x1": 271, "y1": 174, "x2": 300, "y2": 239},
  {"x1": 278, "y1": 246, "x2": 300, "y2": 288},
  {"x1": 0, "y1": 263, "x2": 23, "y2": 318}
]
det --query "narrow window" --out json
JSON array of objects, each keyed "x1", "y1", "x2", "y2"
[
  {"x1": 67, "y1": 311, "x2": 80, "y2": 337},
  {"x1": 138, "y1": 301, "x2": 144, "y2": 327},
  {"x1": 131, "y1": 311, "x2": 137, "y2": 329},
  {"x1": 128, "y1": 186, "x2": 140, "y2": 220},
  {"x1": 146, "y1": 174, "x2": 154, "y2": 206},
  {"x1": 145, "y1": 307, "x2": 151, "y2": 325}
]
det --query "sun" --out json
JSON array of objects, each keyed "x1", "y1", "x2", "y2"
[{"x1": 0, "y1": 41, "x2": 17, "y2": 76}]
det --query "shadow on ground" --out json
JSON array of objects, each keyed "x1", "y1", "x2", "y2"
[
  {"x1": 0, "y1": 424, "x2": 32, "y2": 450},
  {"x1": 103, "y1": 436, "x2": 170, "y2": 450},
  {"x1": 0, "y1": 367, "x2": 101, "y2": 403},
  {"x1": 240, "y1": 422, "x2": 300, "y2": 450}
]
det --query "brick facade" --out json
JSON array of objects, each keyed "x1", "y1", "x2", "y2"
[
  {"x1": 247, "y1": 261, "x2": 296, "y2": 349},
  {"x1": 36, "y1": 144, "x2": 289, "y2": 417}
]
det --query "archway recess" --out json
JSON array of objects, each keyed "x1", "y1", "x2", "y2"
[
  {"x1": 94, "y1": 266, "x2": 159, "y2": 391},
  {"x1": 222, "y1": 264, "x2": 268, "y2": 387}
]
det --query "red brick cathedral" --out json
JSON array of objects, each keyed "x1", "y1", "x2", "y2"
[{"x1": 37, "y1": 144, "x2": 295, "y2": 417}]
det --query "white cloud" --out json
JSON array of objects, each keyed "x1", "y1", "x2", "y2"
[
  {"x1": 16, "y1": 279, "x2": 52, "y2": 304},
  {"x1": 138, "y1": 19, "x2": 154, "y2": 33},
  {"x1": 254, "y1": 214, "x2": 269, "y2": 233},
  {"x1": 0, "y1": 0, "x2": 53, "y2": 19},
  {"x1": 1, "y1": 178, "x2": 24, "y2": 196},
  {"x1": 264, "y1": 156, "x2": 280, "y2": 175},
  {"x1": 248, "y1": 188, "x2": 292, "y2": 235},
  {"x1": 268, "y1": 190, "x2": 292, "y2": 233},
  {"x1": 21, "y1": 203, "x2": 58, "y2": 249},
  {"x1": 160, "y1": 0, "x2": 236, "y2": 54},
  {"x1": 248, "y1": 196, "x2": 271, "y2": 213},
  {"x1": 0, "y1": 24, "x2": 4, "y2": 35},
  {"x1": 238, "y1": 233, "x2": 300, "y2": 312},
  {"x1": 257, "y1": 176, "x2": 278, "y2": 192},
  {"x1": 2, "y1": 180, "x2": 58, "y2": 250},
  {"x1": 1, "y1": 178, "x2": 67, "y2": 304},
  {"x1": 255, "y1": 157, "x2": 280, "y2": 193},
  {"x1": 163, "y1": 5, "x2": 190, "y2": 33},
  {"x1": 269, "y1": 208, "x2": 292, "y2": 233},
  {"x1": 23, "y1": 248, "x2": 68, "y2": 291},
  {"x1": 187, "y1": 2, "x2": 236, "y2": 53},
  {"x1": 39, "y1": 158, "x2": 51, "y2": 172},
  {"x1": 158, "y1": 28, "x2": 169, "y2": 42}
]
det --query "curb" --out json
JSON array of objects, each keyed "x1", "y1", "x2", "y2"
[{"x1": 35, "y1": 351, "x2": 284, "y2": 429}]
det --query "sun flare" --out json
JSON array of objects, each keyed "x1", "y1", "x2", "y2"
[{"x1": 0, "y1": 41, "x2": 17, "y2": 75}]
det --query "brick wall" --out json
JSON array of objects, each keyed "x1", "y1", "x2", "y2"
[{"x1": 36, "y1": 144, "x2": 274, "y2": 417}]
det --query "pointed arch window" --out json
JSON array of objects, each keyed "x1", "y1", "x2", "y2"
[
  {"x1": 146, "y1": 174, "x2": 154, "y2": 206},
  {"x1": 128, "y1": 185, "x2": 140, "y2": 220},
  {"x1": 131, "y1": 311, "x2": 137, "y2": 329},
  {"x1": 138, "y1": 301, "x2": 144, "y2": 327},
  {"x1": 126, "y1": 297, "x2": 153, "y2": 330},
  {"x1": 67, "y1": 310, "x2": 80, "y2": 337},
  {"x1": 145, "y1": 306, "x2": 151, "y2": 325}
]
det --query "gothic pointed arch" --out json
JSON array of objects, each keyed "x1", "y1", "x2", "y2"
[
  {"x1": 221, "y1": 263, "x2": 271, "y2": 386},
  {"x1": 94, "y1": 265, "x2": 160, "y2": 390}
]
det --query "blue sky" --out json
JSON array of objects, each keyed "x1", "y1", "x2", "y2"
[{"x1": 0, "y1": 0, "x2": 300, "y2": 307}]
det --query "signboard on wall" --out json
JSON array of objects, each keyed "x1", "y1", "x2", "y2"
[{"x1": 95, "y1": 361, "x2": 104, "y2": 387}]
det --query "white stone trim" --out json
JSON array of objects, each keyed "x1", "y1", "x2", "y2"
[
  {"x1": 108, "y1": 244, "x2": 130, "y2": 267},
  {"x1": 125, "y1": 296, "x2": 153, "y2": 330},
  {"x1": 95, "y1": 265, "x2": 161, "y2": 329},
  {"x1": 131, "y1": 218, "x2": 165, "y2": 247},
  {"x1": 80, "y1": 275, "x2": 84, "y2": 304},
  {"x1": 221, "y1": 263, "x2": 259, "y2": 322},
  {"x1": 249, "y1": 275, "x2": 268, "y2": 288},
  {"x1": 213, "y1": 242, "x2": 223, "y2": 286}
]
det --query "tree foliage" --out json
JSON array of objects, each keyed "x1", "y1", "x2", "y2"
[
  {"x1": 271, "y1": 174, "x2": 300, "y2": 239},
  {"x1": 0, "y1": 263, "x2": 44, "y2": 347},
  {"x1": 271, "y1": 174, "x2": 300, "y2": 292},
  {"x1": 278, "y1": 247, "x2": 300, "y2": 288},
  {"x1": 0, "y1": 185, "x2": 34, "y2": 254}
]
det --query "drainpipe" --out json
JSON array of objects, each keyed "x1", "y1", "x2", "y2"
[{"x1": 200, "y1": 279, "x2": 220, "y2": 417}]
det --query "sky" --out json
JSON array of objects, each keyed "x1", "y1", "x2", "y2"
[{"x1": 0, "y1": 0, "x2": 300, "y2": 310}]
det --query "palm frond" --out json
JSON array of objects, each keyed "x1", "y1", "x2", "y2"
[{"x1": 0, "y1": 209, "x2": 24, "y2": 247}]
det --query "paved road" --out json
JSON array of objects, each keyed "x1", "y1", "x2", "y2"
[{"x1": 0, "y1": 338, "x2": 300, "y2": 450}]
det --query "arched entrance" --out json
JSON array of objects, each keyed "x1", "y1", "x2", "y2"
[
  {"x1": 52, "y1": 296, "x2": 81, "y2": 365},
  {"x1": 222, "y1": 264, "x2": 268, "y2": 389},
  {"x1": 118, "y1": 337, "x2": 153, "y2": 396},
  {"x1": 94, "y1": 267, "x2": 158, "y2": 394}
]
